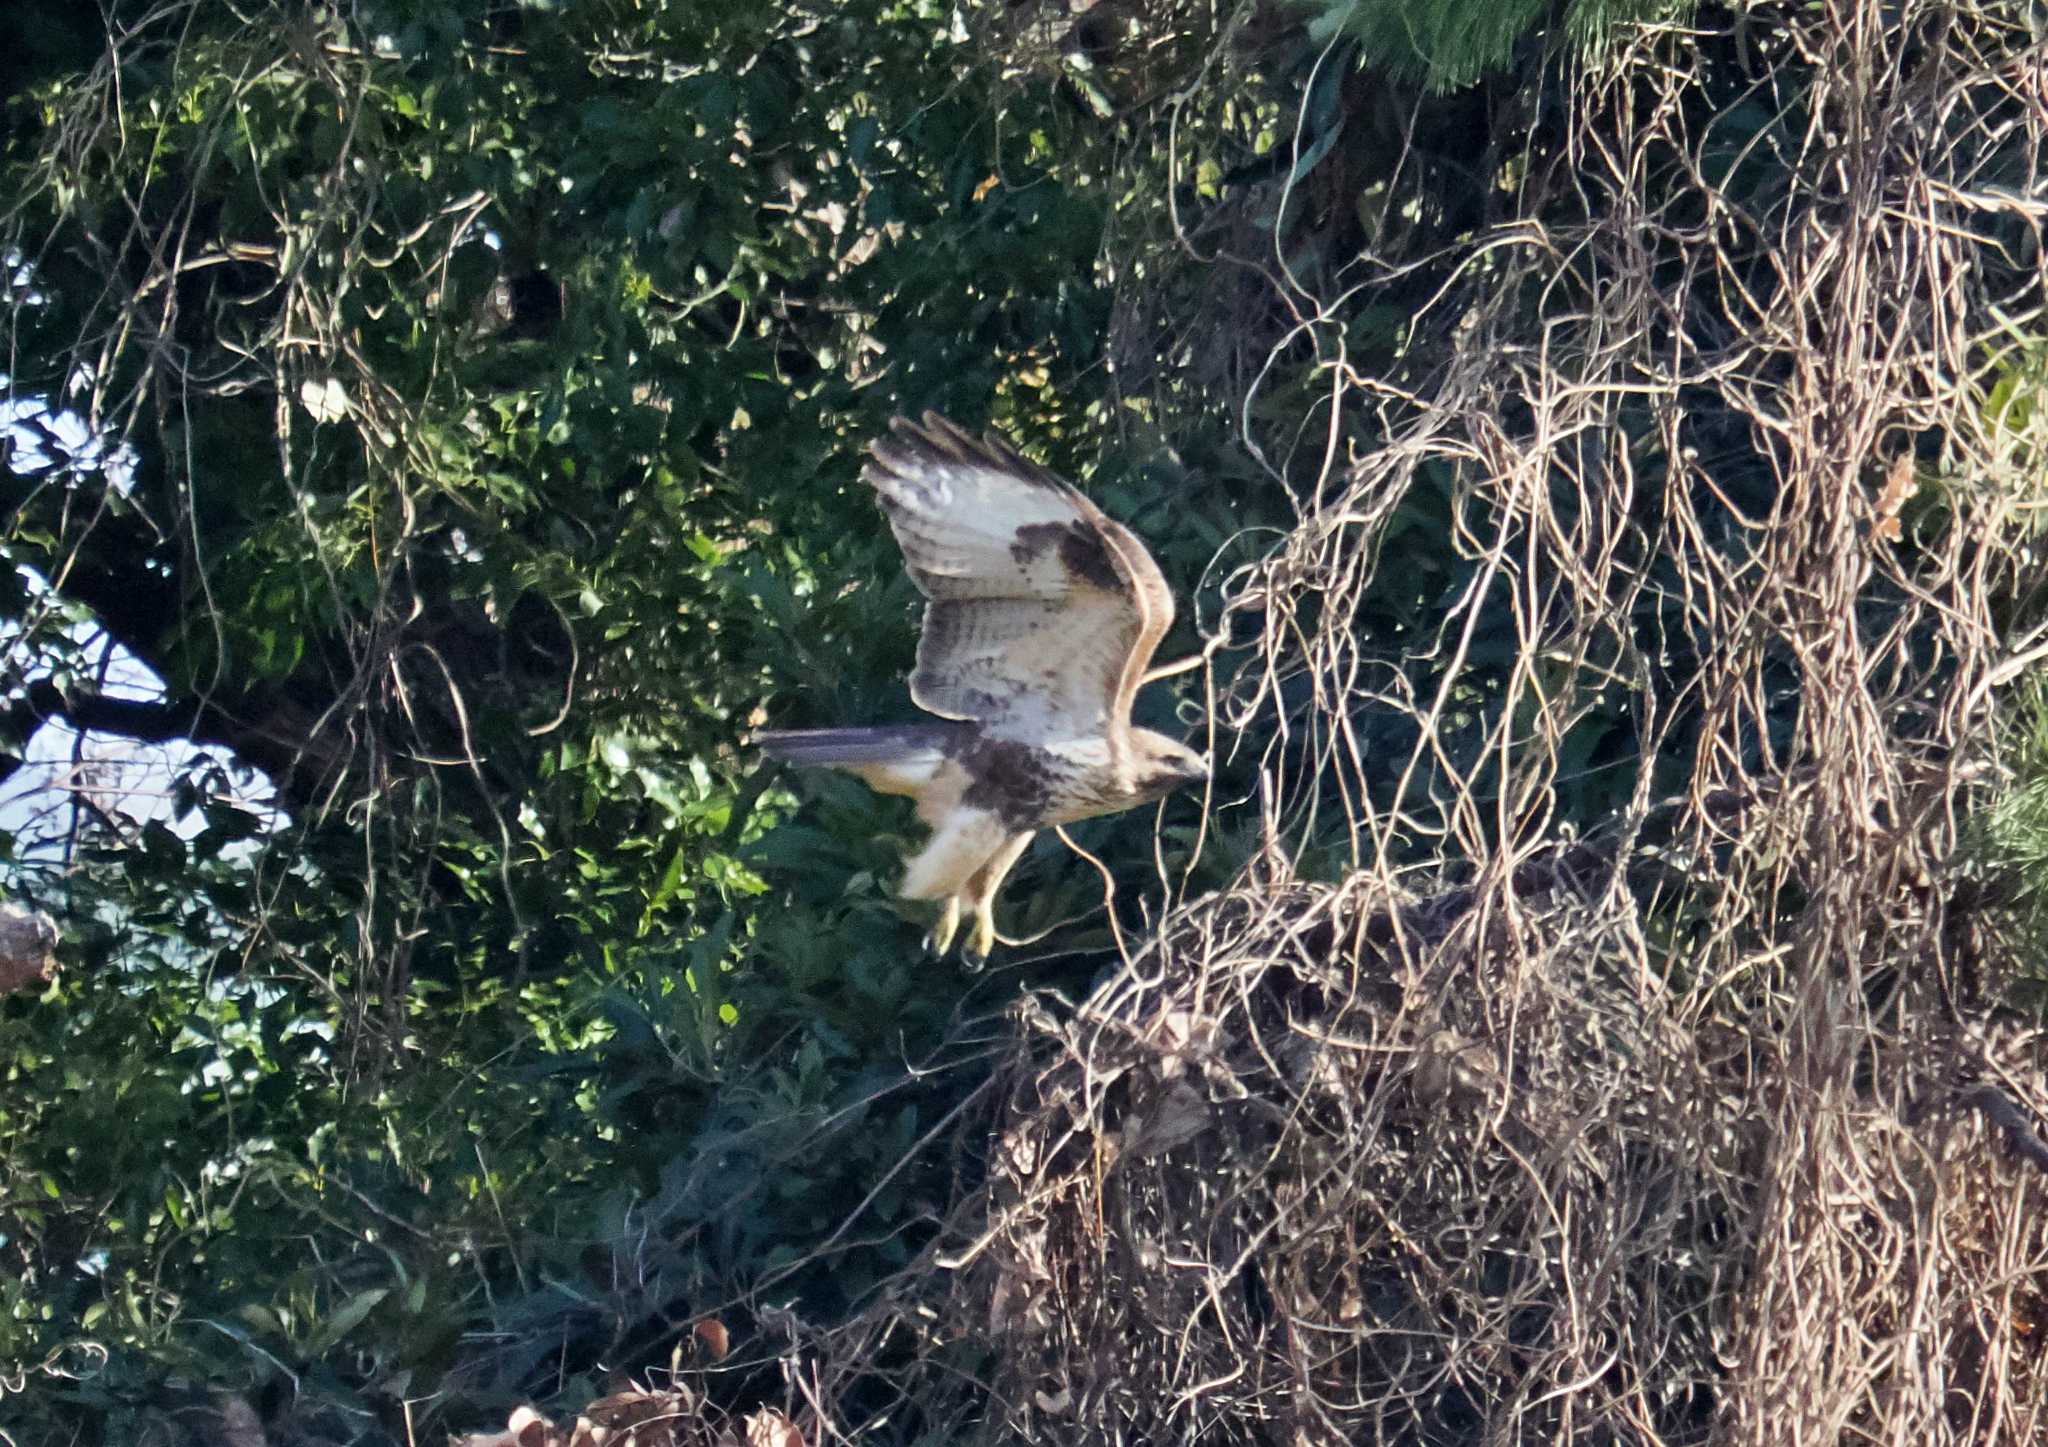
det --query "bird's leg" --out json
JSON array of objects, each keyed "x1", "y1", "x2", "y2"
[
  {"x1": 923, "y1": 894, "x2": 962, "y2": 958},
  {"x1": 959, "y1": 831, "x2": 1035, "y2": 970}
]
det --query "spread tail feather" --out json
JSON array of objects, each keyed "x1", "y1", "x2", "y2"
[
  {"x1": 755, "y1": 725, "x2": 969, "y2": 799},
  {"x1": 753, "y1": 725, "x2": 963, "y2": 769}
]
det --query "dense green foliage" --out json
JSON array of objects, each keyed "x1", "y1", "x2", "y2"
[
  {"x1": 2, "y1": 1, "x2": 2044, "y2": 1443},
  {"x1": 0, "y1": 4, "x2": 1275, "y2": 1439}
]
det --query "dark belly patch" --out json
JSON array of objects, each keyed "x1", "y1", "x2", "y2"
[{"x1": 951, "y1": 731, "x2": 1055, "y2": 829}]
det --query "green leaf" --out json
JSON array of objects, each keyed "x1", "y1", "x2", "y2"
[{"x1": 304, "y1": 1287, "x2": 390, "y2": 1359}]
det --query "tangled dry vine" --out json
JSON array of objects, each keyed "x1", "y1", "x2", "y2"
[{"x1": 796, "y1": 4, "x2": 2048, "y2": 1442}]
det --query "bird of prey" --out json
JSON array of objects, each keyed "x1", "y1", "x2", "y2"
[{"x1": 757, "y1": 413, "x2": 1205, "y2": 965}]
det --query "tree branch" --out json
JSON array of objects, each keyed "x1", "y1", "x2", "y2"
[
  {"x1": 24, "y1": 679, "x2": 350, "y2": 813},
  {"x1": 27, "y1": 680, "x2": 212, "y2": 746}
]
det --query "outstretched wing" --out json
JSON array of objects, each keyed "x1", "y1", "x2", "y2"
[{"x1": 864, "y1": 413, "x2": 1174, "y2": 748}]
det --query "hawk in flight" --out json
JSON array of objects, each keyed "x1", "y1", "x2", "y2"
[{"x1": 757, "y1": 414, "x2": 1205, "y2": 965}]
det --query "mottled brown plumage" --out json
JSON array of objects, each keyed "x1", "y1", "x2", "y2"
[{"x1": 757, "y1": 413, "x2": 1204, "y2": 964}]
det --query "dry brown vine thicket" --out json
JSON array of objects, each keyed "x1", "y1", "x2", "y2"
[{"x1": 783, "y1": 4, "x2": 2048, "y2": 1444}]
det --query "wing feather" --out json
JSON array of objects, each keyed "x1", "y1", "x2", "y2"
[
  {"x1": 1092, "y1": 515, "x2": 1176, "y2": 729},
  {"x1": 863, "y1": 414, "x2": 1175, "y2": 747}
]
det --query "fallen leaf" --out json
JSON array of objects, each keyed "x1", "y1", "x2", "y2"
[
  {"x1": 1873, "y1": 452, "x2": 1915, "y2": 543},
  {"x1": 745, "y1": 1408, "x2": 804, "y2": 1447}
]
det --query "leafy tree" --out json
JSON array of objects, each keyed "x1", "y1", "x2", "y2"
[{"x1": 0, "y1": 2, "x2": 1243, "y2": 1438}]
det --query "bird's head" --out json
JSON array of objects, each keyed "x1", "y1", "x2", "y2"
[{"x1": 1128, "y1": 729, "x2": 1208, "y2": 803}]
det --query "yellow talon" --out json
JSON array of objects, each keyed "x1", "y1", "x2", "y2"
[
  {"x1": 962, "y1": 906, "x2": 997, "y2": 971},
  {"x1": 924, "y1": 895, "x2": 961, "y2": 957}
]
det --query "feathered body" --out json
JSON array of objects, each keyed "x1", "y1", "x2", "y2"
[{"x1": 757, "y1": 413, "x2": 1204, "y2": 963}]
